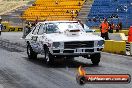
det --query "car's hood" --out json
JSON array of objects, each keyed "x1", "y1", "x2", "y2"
[{"x1": 45, "y1": 32, "x2": 103, "y2": 42}]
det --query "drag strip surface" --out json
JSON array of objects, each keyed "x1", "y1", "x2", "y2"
[{"x1": 0, "y1": 38, "x2": 132, "y2": 88}]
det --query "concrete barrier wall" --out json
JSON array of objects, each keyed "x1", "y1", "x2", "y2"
[
  {"x1": 103, "y1": 40, "x2": 114, "y2": 53},
  {"x1": 120, "y1": 30, "x2": 128, "y2": 36},
  {"x1": 103, "y1": 40, "x2": 126, "y2": 55},
  {"x1": 93, "y1": 32, "x2": 127, "y2": 41},
  {"x1": 8, "y1": 26, "x2": 23, "y2": 32},
  {"x1": 2, "y1": 22, "x2": 23, "y2": 32},
  {"x1": 1, "y1": 22, "x2": 10, "y2": 32},
  {"x1": 95, "y1": 29, "x2": 128, "y2": 36},
  {"x1": 95, "y1": 29, "x2": 101, "y2": 32}
]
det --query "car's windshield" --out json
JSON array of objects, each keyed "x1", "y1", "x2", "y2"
[
  {"x1": 46, "y1": 23, "x2": 59, "y2": 33},
  {"x1": 45, "y1": 22, "x2": 84, "y2": 33}
]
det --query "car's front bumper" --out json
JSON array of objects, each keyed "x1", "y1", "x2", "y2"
[{"x1": 50, "y1": 47, "x2": 103, "y2": 56}]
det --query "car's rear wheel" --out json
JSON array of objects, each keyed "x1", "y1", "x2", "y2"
[
  {"x1": 44, "y1": 47, "x2": 54, "y2": 65},
  {"x1": 91, "y1": 53, "x2": 101, "y2": 65},
  {"x1": 27, "y1": 44, "x2": 37, "y2": 59}
]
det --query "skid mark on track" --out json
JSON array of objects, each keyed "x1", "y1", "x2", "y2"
[
  {"x1": 0, "y1": 39, "x2": 26, "y2": 52},
  {"x1": 0, "y1": 68, "x2": 22, "y2": 88}
]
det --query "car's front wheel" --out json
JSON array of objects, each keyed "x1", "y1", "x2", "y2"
[
  {"x1": 44, "y1": 47, "x2": 54, "y2": 65},
  {"x1": 91, "y1": 53, "x2": 101, "y2": 65},
  {"x1": 27, "y1": 44, "x2": 37, "y2": 59}
]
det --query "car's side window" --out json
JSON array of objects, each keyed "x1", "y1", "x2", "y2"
[
  {"x1": 32, "y1": 25, "x2": 40, "y2": 35},
  {"x1": 46, "y1": 23, "x2": 58, "y2": 33},
  {"x1": 38, "y1": 24, "x2": 46, "y2": 35}
]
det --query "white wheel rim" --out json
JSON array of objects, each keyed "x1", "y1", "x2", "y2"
[
  {"x1": 45, "y1": 51, "x2": 49, "y2": 62},
  {"x1": 28, "y1": 47, "x2": 31, "y2": 55}
]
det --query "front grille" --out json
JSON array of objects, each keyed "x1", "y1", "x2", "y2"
[
  {"x1": 64, "y1": 41, "x2": 94, "y2": 49},
  {"x1": 63, "y1": 50, "x2": 74, "y2": 53},
  {"x1": 85, "y1": 49, "x2": 94, "y2": 52},
  {"x1": 53, "y1": 50, "x2": 60, "y2": 53}
]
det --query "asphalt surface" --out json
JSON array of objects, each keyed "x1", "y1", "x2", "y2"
[{"x1": 0, "y1": 32, "x2": 132, "y2": 88}]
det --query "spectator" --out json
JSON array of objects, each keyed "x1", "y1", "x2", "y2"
[
  {"x1": 118, "y1": 22, "x2": 122, "y2": 30},
  {"x1": 55, "y1": 1, "x2": 58, "y2": 5},
  {"x1": 75, "y1": 10, "x2": 79, "y2": 15},
  {"x1": 99, "y1": 18, "x2": 109, "y2": 40},
  {"x1": 66, "y1": 10, "x2": 69, "y2": 13},
  {"x1": 35, "y1": 16, "x2": 38, "y2": 25},
  {"x1": 71, "y1": 10, "x2": 75, "y2": 14},
  {"x1": 22, "y1": 22, "x2": 32, "y2": 38},
  {"x1": 31, "y1": 22, "x2": 36, "y2": 28},
  {"x1": 78, "y1": 2, "x2": 81, "y2": 6},
  {"x1": 32, "y1": 3, "x2": 36, "y2": 6},
  {"x1": 109, "y1": 22, "x2": 115, "y2": 33},
  {"x1": 128, "y1": 26, "x2": 132, "y2": 42},
  {"x1": 115, "y1": 24, "x2": 120, "y2": 32},
  {"x1": 93, "y1": 17, "x2": 97, "y2": 22},
  {"x1": 0, "y1": 16, "x2": 3, "y2": 36}
]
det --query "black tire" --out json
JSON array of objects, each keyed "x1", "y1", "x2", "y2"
[
  {"x1": 44, "y1": 46, "x2": 54, "y2": 65},
  {"x1": 91, "y1": 53, "x2": 101, "y2": 65},
  {"x1": 27, "y1": 44, "x2": 37, "y2": 59},
  {"x1": 76, "y1": 75, "x2": 86, "y2": 85}
]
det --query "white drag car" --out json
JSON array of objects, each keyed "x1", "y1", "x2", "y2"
[{"x1": 25, "y1": 21, "x2": 104, "y2": 65}]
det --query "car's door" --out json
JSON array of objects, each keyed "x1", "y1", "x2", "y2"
[
  {"x1": 30, "y1": 24, "x2": 41, "y2": 52},
  {"x1": 36, "y1": 23, "x2": 47, "y2": 54}
]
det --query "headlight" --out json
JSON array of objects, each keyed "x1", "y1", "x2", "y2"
[
  {"x1": 53, "y1": 42, "x2": 60, "y2": 48},
  {"x1": 97, "y1": 40, "x2": 104, "y2": 46}
]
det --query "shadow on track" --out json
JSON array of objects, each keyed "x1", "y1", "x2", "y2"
[{"x1": 23, "y1": 57, "x2": 100, "y2": 68}]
